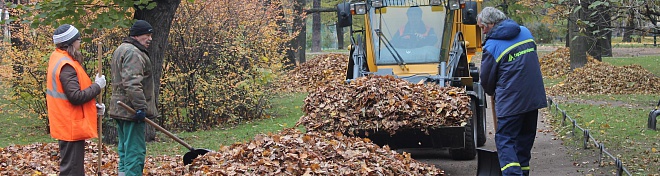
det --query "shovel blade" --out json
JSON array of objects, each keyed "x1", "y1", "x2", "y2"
[
  {"x1": 183, "y1": 148, "x2": 213, "y2": 165},
  {"x1": 477, "y1": 148, "x2": 502, "y2": 176}
]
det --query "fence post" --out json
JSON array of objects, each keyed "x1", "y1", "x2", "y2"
[
  {"x1": 615, "y1": 159, "x2": 623, "y2": 176},
  {"x1": 572, "y1": 119, "x2": 577, "y2": 137},
  {"x1": 598, "y1": 143, "x2": 604, "y2": 166},
  {"x1": 562, "y1": 110, "x2": 567, "y2": 126},
  {"x1": 583, "y1": 129, "x2": 590, "y2": 149}
]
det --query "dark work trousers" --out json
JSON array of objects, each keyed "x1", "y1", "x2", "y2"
[
  {"x1": 58, "y1": 140, "x2": 85, "y2": 176},
  {"x1": 116, "y1": 119, "x2": 146, "y2": 176},
  {"x1": 495, "y1": 109, "x2": 538, "y2": 176}
]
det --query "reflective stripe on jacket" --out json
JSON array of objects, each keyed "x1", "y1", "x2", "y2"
[{"x1": 46, "y1": 49, "x2": 98, "y2": 141}]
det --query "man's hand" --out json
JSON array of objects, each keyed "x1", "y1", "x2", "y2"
[
  {"x1": 95, "y1": 74, "x2": 106, "y2": 88},
  {"x1": 96, "y1": 103, "x2": 105, "y2": 116},
  {"x1": 134, "y1": 109, "x2": 146, "y2": 120}
]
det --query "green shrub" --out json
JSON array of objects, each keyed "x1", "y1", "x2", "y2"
[{"x1": 159, "y1": 0, "x2": 294, "y2": 131}]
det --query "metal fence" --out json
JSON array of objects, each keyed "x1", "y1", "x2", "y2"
[{"x1": 547, "y1": 97, "x2": 632, "y2": 176}]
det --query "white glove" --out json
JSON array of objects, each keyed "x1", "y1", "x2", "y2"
[
  {"x1": 95, "y1": 74, "x2": 106, "y2": 88},
  {"x1": 96, "y1": 103, "x2": 105, "y2": 116}
]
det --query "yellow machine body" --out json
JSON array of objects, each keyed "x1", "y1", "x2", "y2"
[{"x1": 356, "y1": 1, "x2": 482, "y2": 77}]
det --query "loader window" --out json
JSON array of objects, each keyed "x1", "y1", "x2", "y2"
[
  {"x1": 372, "y1": 6, "x2": 445, "y2": 65},
  {"x1": 390, "y1": 7, "x2": 437, "y2": 48}
]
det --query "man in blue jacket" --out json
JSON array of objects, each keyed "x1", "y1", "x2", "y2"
[{"x1": 478, "y1": 7, "x2": 547, "y2": 176}]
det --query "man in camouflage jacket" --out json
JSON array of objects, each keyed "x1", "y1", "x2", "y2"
[{"x1": 107, "y1": 20, "x2": 158, "y2": 176}]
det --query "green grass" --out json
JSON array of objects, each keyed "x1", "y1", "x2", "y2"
[
  {"x1": 572, "y1": 94, "x2": 659, "y2": 107},
  {"x1": 0, "y1": 89, "x2": 308, "y2": 158},
  {"x1": 0, "y1": 88, "x2": 54, "y2": 147},
  {"x1": 543, "y1": 78, "x2": 564, "y2": 87},
  {"x1": 544, "y1": 54, "x2": 660, "y2": 175},
  {"x1": 146, "y1": 92, "x2": 308, "y2": 156},
  {"x1": 548, "y1": 103, "x2": 659, "y2": 175},
  {"x1": 603, "y1": 56, "x2": 660, "y2": 76}
]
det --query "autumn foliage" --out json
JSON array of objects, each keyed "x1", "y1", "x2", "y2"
[
  {"x1": 298, "y1": 75, "x2": 473, "y2": 135},
  {"x1": 0, "y1": 129, "x2": 444, "y2": 175},
  {"x1": 159, "y1": 0, "x2": 296, "y2": 131},
  {"x1": 0, "y1": 0, "x2": 298, "y2": 131},
  {"x1": 539, "y1": 47, "x2": 571, "y2": 79},
  {"x1": 547, "y1": 57, "x2": 660, "y2": 95},
  {"x1": 274, "y1": 53, "x2": 348, "y2": 93}
]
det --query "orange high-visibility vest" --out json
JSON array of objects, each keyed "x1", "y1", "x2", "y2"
[{"x1": 46, "y1": 49, "x2": 98, "y2": 141}]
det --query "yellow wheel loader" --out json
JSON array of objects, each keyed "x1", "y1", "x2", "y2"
[{"x1": 336, "y1": 0, "x2": 487, "y2": 161}]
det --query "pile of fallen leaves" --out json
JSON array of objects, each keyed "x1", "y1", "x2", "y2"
[
  {"x1": 548, "y1": 57, "x2": 660, "y2": 95},
  {"x1": 298, "y1": 75, "x2": 472, "y2": 135},
  {"x1": 189, "y1": 129, "x2": 443, "y2": 175},
  {"x1": 539, "y1": 47, "x2": 571, "y2": 78},
  {"x1": 274, "y1": 53, "x2": 348, "y2": 93},
  {"x1": 0, "y1": 141, "x2": 184, "y2": 175},
  {"x1": 1, "y1": 129, "x2": 444, "y2": 175}
]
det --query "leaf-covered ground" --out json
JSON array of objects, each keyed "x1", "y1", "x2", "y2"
[
  {"x1": 539, "y1": 47, "x2": 659, "y2": 95},
  {"x1": 298, "y1": 75, "x2": 472, "y2": 135},
  {"x1": 0, "y1": 129, "x2": 444, "y2": 175},
  {"x1": 547, "y1": 57, "x2": 660, "y2": 95},
  {"x1": 539, "y1": 47, "x2": 571, "y2": 79}
]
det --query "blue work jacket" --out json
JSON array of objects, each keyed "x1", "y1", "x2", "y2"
[{"x1": 480, "y1": 19, "x2": 547, "y2": 117}]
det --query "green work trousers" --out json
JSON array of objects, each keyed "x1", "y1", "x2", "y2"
[{"x1": 116, "y1": 119, "x2": 146, "y2": 176}]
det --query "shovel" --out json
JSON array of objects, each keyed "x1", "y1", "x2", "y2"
[
  {"x1": 476, "y1": 96, "x2": 502, "y2": 176},
  {"x1": 117, "y1": 101, "x2": 212, "y2": 165}
]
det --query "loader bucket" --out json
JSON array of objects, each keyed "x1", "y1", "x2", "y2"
[{"x1": 477, "y1": 148, "x2": 501, "y2": 176}]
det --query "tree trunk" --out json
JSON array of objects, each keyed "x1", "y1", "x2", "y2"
[
  {"x1": 311, "y1": 0, "x2": 321, "y2": 52},
  {"x1": 294, "y1": 0, "x2": 306, "y2": 63},
  {"x1": 588, "y1": 5, "x2": 612, "y2": 60},
  {"x1": 565, "y1": 26, "x2": 570, "y2": 47},
  {"x1": 133, "y1": 0, "x2": 181, "y2": 141},
  {"x1": 298, "y1": 20, "x2": 307, "y2": 63},
  {"x1": 279, "y1": 1, "x2": 296, "y2": 69},
  {"x1": 569, "y1": 0, "x2": 589, "y2": 70},
  {"x1": 622, "y1": 9, "x2": 635, "y2": 42}
]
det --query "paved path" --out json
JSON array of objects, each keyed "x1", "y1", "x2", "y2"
[{"x1": 399, "y1": 96, "x2": 583, "y2": 176}]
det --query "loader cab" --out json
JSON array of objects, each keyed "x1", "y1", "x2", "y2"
[
  {"x1": 372, "y1": 6, "x2": 444, "y2": 65},
  {"x1": 339, "y1": 0, "x2": 482, "y2": 80}
]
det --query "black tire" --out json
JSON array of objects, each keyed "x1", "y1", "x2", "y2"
[
  {"x1": 477, "y1": 96, "x2": 487, "y2": 147},
  {"x1": 449, "y1": 115, "x2": 477, "y2": 160}
]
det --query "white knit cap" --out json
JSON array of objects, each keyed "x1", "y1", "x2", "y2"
[{"x1": 52, "y1": 24, "x2": 80, "y2": 45}]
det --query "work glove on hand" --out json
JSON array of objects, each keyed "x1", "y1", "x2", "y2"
[
  {"x1": 96, "y1": 103, "x2": 105, "y2": 116},
  {"x1": 134, "y1": 109, "x2": 146, "y2": 121},
  {"x1": 95, "y1": 74, "x2": 106, "y2": 88}
]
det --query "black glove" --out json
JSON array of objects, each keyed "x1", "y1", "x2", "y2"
[{"x1": 134, "y1": 109, "x2": 146, "y2": 120}]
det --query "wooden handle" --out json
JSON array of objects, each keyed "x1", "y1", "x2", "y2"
[
  {"x1": 116, "y1": 101, "x2": 194, "y2": 150},
  {"x1": 490, "y1": 96, "x2": 497, "y2": 132},
  {"x1": 96, "y1": 43, "x2": 103, "y2": 75},
  {"x1": 96, "y1": 42, "x2": 103, "y2": 176}
]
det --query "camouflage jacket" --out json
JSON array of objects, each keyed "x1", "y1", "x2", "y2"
[{"x1": 107, "y1": 37, "x2": 158, "y2": 121}]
